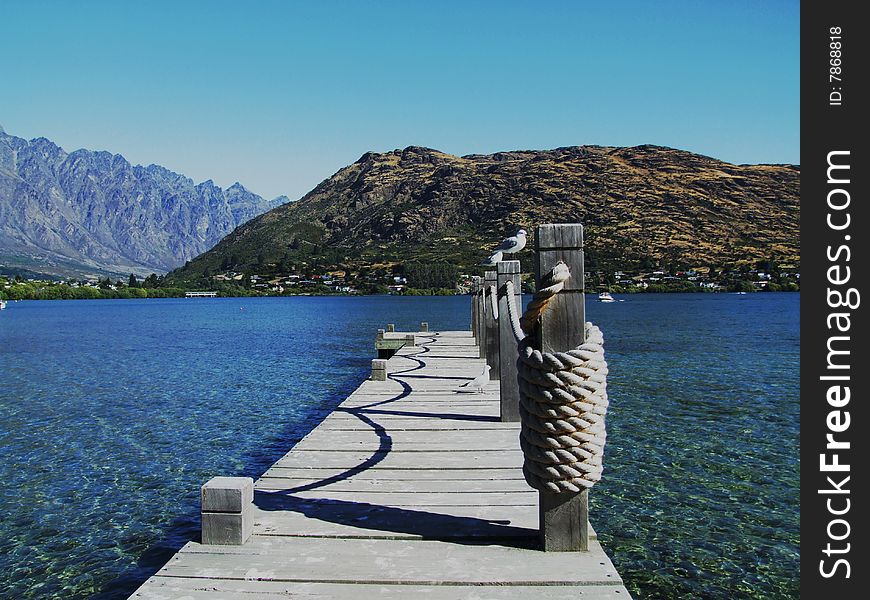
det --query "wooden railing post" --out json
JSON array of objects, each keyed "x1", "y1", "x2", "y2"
[
  {"x1": 497, "y1": 260, "x2": 522, "y2": 421},
  {"x1": 471, "y1": 276, "x2": 481, "y2": 342},
  {"x1": 477, "y1": 277, "x2": 487, "y2": 359},
  {"x1": 533, "y1": 223, "x2": 588, "y2": 552},
  {"x1": 484, "y1": 270, "x2": 499, "y2": 379}
]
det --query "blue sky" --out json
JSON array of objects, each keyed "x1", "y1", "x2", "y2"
[{"x1": 2, "y1": 1, "x2": 799, "y2": 200}]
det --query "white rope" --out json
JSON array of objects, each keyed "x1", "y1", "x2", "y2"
[
  {"x1": 503, "y1": 280, "x2": 526, "y2": 343},
  {"x1": 511, "y1": 262, "x2": 609, "y2": 493},
  {"x1": 488, "y1": 285, "x2": 498, "y2": 322}
]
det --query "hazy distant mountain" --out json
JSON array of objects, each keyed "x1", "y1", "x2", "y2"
[
  {"x1": 168, "y1": 144, "x2": 799, "y2": 283},
  {"x1": 0, "y1": 125, "x2": 286, "y2": 278}
]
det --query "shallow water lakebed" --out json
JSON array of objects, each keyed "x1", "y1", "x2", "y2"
[{"x1": 0, "y1": 293, "x2": 798, "y2": 599}]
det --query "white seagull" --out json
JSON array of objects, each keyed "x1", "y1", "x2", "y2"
[
  {"x1": 479, "y1": 250, "x2": 503, "y2": 266},
  {"x1": 456, "y1": 365, "x2": 491, "y2": 393},
  {"x1": 493, "y1": 229, "x2": 527, "y2": 254}
]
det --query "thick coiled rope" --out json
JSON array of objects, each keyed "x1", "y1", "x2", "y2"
[{"x1": 504, "y1": 262, "x2": 609, "y2": 493}]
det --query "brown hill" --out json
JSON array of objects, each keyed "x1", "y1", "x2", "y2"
[{"x1": 167, "y1": 144, "x2": 799, "y2": 283}]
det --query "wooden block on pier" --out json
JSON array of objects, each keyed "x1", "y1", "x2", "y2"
[
  {"x1": 371, "y1": 358, "x2": 388, "y2": 381},
  {"x1": 201, "y1": 477, "x2": 254, "y2": 546}
]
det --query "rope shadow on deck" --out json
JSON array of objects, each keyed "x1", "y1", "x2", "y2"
[
  {"x1": 352, "y1": 342, "x2": 493, "y2": 421},
  {"x1": 255, "y1": 335, "x2": 528, "y2": 548},
  {"x1": 254, "y1": 493, "x2": 537, "y2": 548}
]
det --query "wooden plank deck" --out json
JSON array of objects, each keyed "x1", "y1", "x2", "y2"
[{"x1": 130, "y1": 330, "x2": 630, "y2": 599}]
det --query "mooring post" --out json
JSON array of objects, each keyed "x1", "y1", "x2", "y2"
[
  {"x1": 471, "y1": 276, "x2": 480, "y2": 342},
  {"x1": 497, "y1": 260, "x2": 522, "y2": 421},
  {"x1": 477, "y1": 277, "x2": 487, "y2": 359},
  {"x1": 420, "y1": 322, "x2": 429, "y2": 333},
  {"x1": 201, "y1": 476, "x2": 254, "y2": 545},
  {"x1": 484, "y1": 270, "x2": 499, "y2": 379},
  {"x1": 533, "y1": 223, "x2": 588, "y2": 551},
  {"x1": 371, "y1": 358, "x2": 387, "y2": 381},
  {"x1": 386, "y1": 323, "x2": 395, "y2": 333}
]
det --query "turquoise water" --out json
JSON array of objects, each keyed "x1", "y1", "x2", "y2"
[{"x1": 0, "y1": 294, "x2": 798, "y2": 599}]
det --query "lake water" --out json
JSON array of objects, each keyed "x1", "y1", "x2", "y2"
[{"x1": 0, "y1": 294, "x2": 799, "y2": 599}]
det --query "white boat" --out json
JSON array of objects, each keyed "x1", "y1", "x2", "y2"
[
  {"x1": 598, "y1": 291, "x2": 616, "y2": 303},
  {"x1": 0, "y1": 299, "x2": 6, "y2": 310}
]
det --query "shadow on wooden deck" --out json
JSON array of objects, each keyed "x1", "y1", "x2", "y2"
[{"x1": 254, "y1": 492, "x2": 537, "y2": 548}]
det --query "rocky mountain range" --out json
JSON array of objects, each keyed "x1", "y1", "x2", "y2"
[
  {"x1": 167, "y1": 144, "x2": 799, "y2": 284},
  {"x1": 0, "y1": 125, "x2": 286, "y2": 278}
]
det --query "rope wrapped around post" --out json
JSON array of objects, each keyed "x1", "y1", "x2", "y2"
[
  {"x1": 488, "y1": 285, "x2": 499, "y2": 321},
  {"x1": 503, "y1": 262, "x2": 609, "y2": 494}
]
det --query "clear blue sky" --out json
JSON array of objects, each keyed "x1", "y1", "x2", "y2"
[{"x1": 2, "y1": 0, "x2": 799, "y2": 200}]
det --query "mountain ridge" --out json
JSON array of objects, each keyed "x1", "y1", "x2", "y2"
[{"x1": 0, "y1": 127, "x2": 286, "y2": 278}]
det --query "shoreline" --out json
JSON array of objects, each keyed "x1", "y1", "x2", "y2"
[{"x1": 2, "y1": 289, "x2": 801, "y2": 303}]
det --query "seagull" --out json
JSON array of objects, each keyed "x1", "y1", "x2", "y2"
[
  {"x1": 456, "y1": 365, "x2": 491, "y2": 393},
  {"x1": 493, "y1": 229, "x2": 527, "y2": 254},
  {"x1": 479, "y1": 250, "x2": 503, "y2": 266}
]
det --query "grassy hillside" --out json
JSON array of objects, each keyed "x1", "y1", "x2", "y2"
[{"x1": 166, "y1": 144, "x2": 799, "y2": 287}]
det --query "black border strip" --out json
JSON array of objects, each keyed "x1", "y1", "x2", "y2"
[{"x1": 801, "y1": 2, "x2": 868, "y2": 597}]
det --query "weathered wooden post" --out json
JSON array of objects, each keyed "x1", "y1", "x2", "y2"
[
  {"x1": 497, "y1": 260, "x2": 522, "y2": 421},
  {"x1": 471, "y1": 276, "x2": 480, "y2": 342},
  {"x1": 477, "y1": 277, "x2": 487, "y2": 359},
  {"x1": 484, "y1": 270, "x2": 500, "y2": 379},
  {"x1": 533, "y1": 223, "x2": 588, "y2": 551},
  {"x1": 386, "y1": 323, "x2": 395, "y2": 332},
  {"x1": 201, "y1": 476, "x2": 254, "y2": 545},
  {"x1": 371, "y1": 358, "x2": 387, "y2": 381},
  {"x1": 420, "y1": 322, "x2": 429, "y2": 332}
]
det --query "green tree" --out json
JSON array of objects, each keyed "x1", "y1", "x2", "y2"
[
  {"x1": 404, "y1": 262, "x2": 458, "y2": 289},
  {"x1": 74, "y1": 286, "x2": 102, "y2": 299},
  {"x1": 128, "y1": 274, "x2": 139, "y2": 288},
  {"x1": 731, "y1": 280, "x2": 755, "y2": 293}
]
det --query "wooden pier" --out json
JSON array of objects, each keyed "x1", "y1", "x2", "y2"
[
  {"x1": 131, "y1": 223, "x2": 627, "y2": 599},
  {"x1": 130, "y1": 329, "x2": 629, "y2": 599}
]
